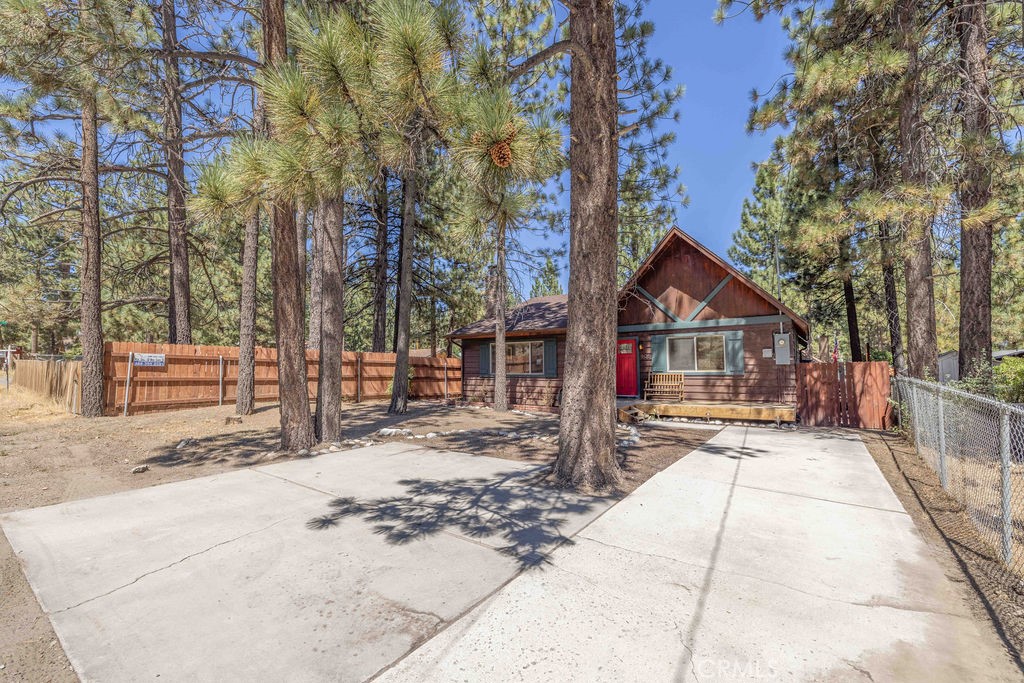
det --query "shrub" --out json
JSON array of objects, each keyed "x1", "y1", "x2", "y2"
[{"x1": 994, "y1": 357, "x2": 1024, "y2": 404}]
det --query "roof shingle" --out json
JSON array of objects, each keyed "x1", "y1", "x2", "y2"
[{"x1": 450, "y1": 295, "x2": 567, "y2": 339}]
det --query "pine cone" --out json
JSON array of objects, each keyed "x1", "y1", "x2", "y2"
[
  {"x1": 502, "y1": 121, "x2": 517, "y2": 142},
  {"x1": 470, "y1": 131, "x2": 484, "y2": 146},
  {"x1": 489, "y1": 140, "x2": 513, "y2": 168}
]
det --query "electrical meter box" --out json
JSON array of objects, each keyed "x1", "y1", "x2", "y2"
[{"x1": 773, "y1": 333, "x2": 792, "y2": 365}]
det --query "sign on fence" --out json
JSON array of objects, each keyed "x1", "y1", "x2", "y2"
[{"x1": 132, "y1": 353, "x2": 166, "y2": 367}]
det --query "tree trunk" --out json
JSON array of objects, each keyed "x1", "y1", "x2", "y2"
[
  {"x1": 162, "y1": 0, "x2": 191, "y2": 345},
  {"x1": 429, "y1": 252, "x2": 437, "y2": 357},
  {"x1": 269, "y1": 199, "x2": 314, "y2": 450},
  {"x1": 297, "y1": 199, "x2": 307, "y2": 326},
  {"x1": 956, "y1": 0, "x2": 993, "y2": 381},
  {"x1": 879, "y1": 222, "x2": 907, "y2": 374},
  {"x1": 391, "y1": 183, "x2": 404, "y2": 354},
  {"x1": 898, "y1": 0, "x2": 938, "y2": 380},
  {"x1": 388, "y1": 168, "x2": 416, "y2": 415},
  {"x1": 263, "y1": 0, "x2": 314, "y2": 450},
  {"x1": 236, "y1": 211, "x2": 259, "y2": 416},
  {"x1": 371, "y1": 172, "x2": 389, "y2": 353},
  {"x1": 30, "y1": 326, "x2": 38, "y2": 354},
  {"x1": 493, "y1": 217, "x2": 508, "y2": 412},
  {"x1": 554, "y1": 0, "x2": 621, "y2": 490},
  {"x1": 839, "y1": 237, "x2": 863, "y2": 362},
  {"x1": 308, "y1": 205, "x2": 324, "y2": 350},
  {"x1": 315, "y1": 197, "x2": 345, "y2": 442},
  {"x1": 80, "y1": 86, "x2": 104, "y2": 417}
]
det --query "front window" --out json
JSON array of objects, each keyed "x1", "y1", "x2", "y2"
[
  {"x1": 491, "y1": 341, "x2": 545, "y2": 375},
  {"x1": 667, "y1": 335, "x2": 726, "y2": 373}
]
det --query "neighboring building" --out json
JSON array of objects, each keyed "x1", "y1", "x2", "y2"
[
  {"x1": 450, "y1": 227, "x2": 810, "y2": 412},
  {"x1": 938, "y1": 348, "x2": 1024, "y2": 384}
]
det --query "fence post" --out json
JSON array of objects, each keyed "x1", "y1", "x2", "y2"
[
  {"x1": 1001, "y1": 407, "x2": 1013, "y2": 566},
  {"x1": 123, "y1": 352, "x2": 134, "y2": 417},
  {"x1": 907, "y1": 381, "x2": 919, "y2": 453},
  {"x1": 218, "y1": 355, "x2": 224, "y2": 407},
  {"x1": 356, "y1": 353, "x2": 362, "y2": 404},
  {"x1": 937, "y1": 386, "x2": 948, "y2": 489},
  {"x1": 443, "y1": 356, "x2": 448, "y2": 401}
]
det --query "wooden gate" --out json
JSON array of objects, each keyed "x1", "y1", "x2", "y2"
[{"x1": 796, "y1": 361, "x2": 893, "y2": 429}]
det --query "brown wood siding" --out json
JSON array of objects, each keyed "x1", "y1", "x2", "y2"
[
  {"x1": 619, "y1": 235, "x2": 779, "y2": 326},
  {"x1": 461, "y1": 337, "x2": 565, "y2": 411},
  {"x1": 637, "y1": 323, "x2": 797, "y2": 404}
]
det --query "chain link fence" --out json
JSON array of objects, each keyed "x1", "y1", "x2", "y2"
[{"x1": 896, "y1": 376, "x2": 1024, "y2": 578}]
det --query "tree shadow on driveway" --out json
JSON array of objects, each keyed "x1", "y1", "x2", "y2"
[{"x1": 306, "y1": 469, "x2": 612, "y2": 569}]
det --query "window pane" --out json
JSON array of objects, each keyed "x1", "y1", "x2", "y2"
[
  {"x1": 668, "y1": 337, "x2": 695, "y2": 372},
  {"x1": 531, "y1": 342, "x2": 545, "y2": 374},
  {"x1": 507, "y1": 343, "x2": 530, "y2": 374},
  {"x1": 696, "y1": 335, "x2": 726, "y2": 371}
]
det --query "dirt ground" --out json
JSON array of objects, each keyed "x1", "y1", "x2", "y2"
[
  {"x1": 861, "y1": 430, "x2": 1024, "y2": 671},
  {"x1": 0, "y1": 385, "x2": 714, "y2": 681}
]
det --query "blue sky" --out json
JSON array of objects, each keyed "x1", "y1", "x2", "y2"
[{"x1": 537, "y1": 1, "x2": 791, "y2": 289}]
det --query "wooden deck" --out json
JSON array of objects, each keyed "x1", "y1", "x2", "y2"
[{"x1": 621, "y1": 400, "x2": 796, "y2": 423}]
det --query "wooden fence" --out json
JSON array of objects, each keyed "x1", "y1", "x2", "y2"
[
  {"x1": 11, "y1": 359, "x2": 84, "y2": 414},
  {"x1": 104, "y1": 342, "x2": 461, "y2": 416},
  {"x1": 796, "y1": 361, "x2": 893, "y2": 429}
]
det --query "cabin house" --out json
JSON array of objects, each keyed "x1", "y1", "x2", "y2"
[{"x1": 450, "y1": 227, "x2": 810, "y2": 419}]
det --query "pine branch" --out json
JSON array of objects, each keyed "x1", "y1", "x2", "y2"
[
  {"x1": 147, "y1": 49, "x2": 261, "y2": 69},
  {"x1": 507, "y1": 39, "x2": 591, "y2": 81}
]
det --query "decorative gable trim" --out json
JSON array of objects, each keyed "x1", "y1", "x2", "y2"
[
  {"x1": 685, "y1": 274, "x2": 733, "y2": 322},
  {"x1": 636, "y1": 286, "x2": 684, "y2": 323},
  {"x1": 618, "y1": 227, "x2": 810, "y2": 340}
]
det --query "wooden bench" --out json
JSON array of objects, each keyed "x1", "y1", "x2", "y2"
[{"x1": 644, "y1": 372, "x2": 684, "y2": 402}]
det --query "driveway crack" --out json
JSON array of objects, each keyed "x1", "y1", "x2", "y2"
[
  {"x1": 574, "y1": 534, "x2": 969, "y2": 619},
  {"x1": 52, "y1": 517, "x2": 291, "y2": 614}
]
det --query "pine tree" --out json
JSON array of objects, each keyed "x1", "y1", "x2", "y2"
[
  {"x1": 954, "y1": 0, "x2": 1000, "y2": 380},
  {"x1": 728, "y1": 160, "x2": 789, "y2": 298},
  {"x1": 261, "y1": 0, "x2": 315, "y2": 449},
  {"x1": 158, "y1": 0, "x2": 191, "y2": 344},
  {"x1": 0, "y1": 0, "x2": 145, "y2": 415},
  {"x1": 615, "y1": 0, "x2": 686, "y2": 282},
  {"x1": 371, "y1": 0, "x2": 462, "y2": 415},
  {"x1": 555, "y1": 0, "x2": 622, "y2": 490},
  {"x1": 453, "y1": 88, "x2": 562, "y2": 412},
  {"x1": 530, "y1": 256, "x2": 563, "y2": 298},
  {"x1": 257, "y1": 10, "x2": 365, "y2": 441}
]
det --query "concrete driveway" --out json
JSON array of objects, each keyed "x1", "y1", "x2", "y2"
[
  {"x1": 381, "y1": 427, "x2": 1022, "y2": 682},
  {"x1": 1, "y1": 443, "x2": 611, "y2": 681}
]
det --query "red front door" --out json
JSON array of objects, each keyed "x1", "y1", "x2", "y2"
[{"x1": 616, "y1": 339, "x2": 638, "y2": 397}]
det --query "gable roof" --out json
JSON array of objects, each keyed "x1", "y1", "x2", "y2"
[
  {"x1": 449, "y1": 227, "x2": 810, "y2": 342},
  {"x1": 618, "y1": 227, "x2": 810, "y2": 339},
  {"x1": 449, "y1": 295, "x2": 567, "y2": 340}
]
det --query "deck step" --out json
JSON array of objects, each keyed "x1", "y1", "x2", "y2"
[{"x1": 617, "y1": 406, "x2": 650, "y2": 424}]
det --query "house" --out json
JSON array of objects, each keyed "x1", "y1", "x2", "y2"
[{"x1": 449, "y1": 227, "x2": 811, "y2": 416}]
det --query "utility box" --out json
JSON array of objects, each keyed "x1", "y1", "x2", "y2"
[{"x1": 774, "y1": 333, "x2": 792, "y2": 365}]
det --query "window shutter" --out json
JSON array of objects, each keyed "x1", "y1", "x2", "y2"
[
  {"x1": 725, "y1": 330, "x2": 745, "y2": 375},
  {"x1": 650, "y1": 335, "x2": 667, "y2": 372},
  {"x1": 480, "y1": 343, "x2": 491, "y2": 376},
  {"x1": 543, "y1": 339, "x2": 557, "y2": 377}
]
